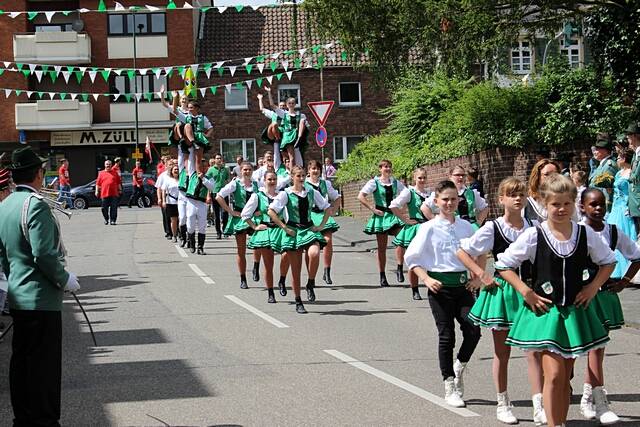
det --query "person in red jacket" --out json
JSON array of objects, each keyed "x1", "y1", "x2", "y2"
[
  {"x1": 128, "y1": 160, "x2": 148, "y2": 208},
  {"x1": 56, "y1": 159, "x2": 73, "y2": 209},
  {"x1": 95, "y1": 160, "x2": 122, "y2": 225}
]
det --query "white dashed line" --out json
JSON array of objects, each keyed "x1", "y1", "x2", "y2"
[
  {"x1": 323, "y1": 349, "x2": 480, "y2": 418},
  {"x1": 175, "y1": 245, "x2": 188, "y2": 258},
  {"x1": 188, "y1": 264, "x2": 215, "y2": 284},
  {"x1": 224, "y1": 295, "x2": 289, "y2": 329}
]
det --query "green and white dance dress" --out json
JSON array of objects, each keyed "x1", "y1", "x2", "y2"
[
  {"x1": 241, "y1": 190, "x2": 285, "y2": 249},
  {"x1": 390, "y1": 186, "x2": 429, "y2": 248},
  {"x1": 424, "y1": 186, "x2": 487, "y2": 231},
  {"x1": 305, "y1": 178, "x2": 341, "y2": 234},
  {"x1": 581, "y1": 221, "x2": 640, "y2": 330},
  {"x1": 217, "y1": 178, "x2": 259, "y2": 235},
  {"x1": 360, "y1": 177, "x2": 405, "y2": 235},
  {"x1": 268, "y1": 187, "x2": 329, "y2": 253},
  {"x1": 461, "y1": 217, "x2": 534, "y2": 330},
  {"x1": 167, "y1": 105, "x2": 189, "y2": 147},
  {"x1": 274, "y1": 108, "x2": 307, "y2": 150},
  {"x1": 495, "y1": 222, "x2": 616, "y2": 358}
]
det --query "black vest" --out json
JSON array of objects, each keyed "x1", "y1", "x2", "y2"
[
  {"x1": 524, "y1": 197, "x2": 545, "y2": 223},
  {"x1": 585, "y1": 224, "x2": 617, "y2": 286},
  {"x1": 532, "y1": 224, "x2": 588, "y2": 306},
  {"x1": 492, "y1": 219, "x2": 532, "y2": 283}
]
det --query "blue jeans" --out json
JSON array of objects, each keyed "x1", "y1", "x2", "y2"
[
  {"x1": 57, "y1": 184, "x2": 72, "y2": 209},
  {"x1": 101, "y1": 196, "x2": 118, "y2": 223}
]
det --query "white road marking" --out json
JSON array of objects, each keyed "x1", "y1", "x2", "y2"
[
  {"x1": 224, "y1": 295, "x2": 289, "y2": 329},
  {"x1": 323, "y1": 349, "x2": 480, "y2": 418},
  {"x1": 188, "y1": 264, "x2": 215, "y2": 284},
  {"x1": 202, "y1": 276, "x2": 216, "y2": 285},
  {"x1": 175, "y1": 245, "x2": 188, "y2": 258}
]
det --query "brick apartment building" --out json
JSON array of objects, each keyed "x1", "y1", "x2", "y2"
[
  {"x1": 195, "y1": 6, "x2": 389, "y2": 168},
  {"x1": 0, "y1": 0, "x2": 199, "y2": 184}
]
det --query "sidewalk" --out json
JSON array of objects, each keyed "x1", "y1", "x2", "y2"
[{"x1": 333, "y1": 216, "x2": 640, "y2": 329}]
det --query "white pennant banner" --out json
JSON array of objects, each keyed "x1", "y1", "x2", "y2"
[
  {"x1": 257, "y1": 63, "x2": 265, "y2": 73},
  {"x1": 115, "y1": 2, "x2": 126, "y2": 11},
  {"x1": 34, "y1": 70, "x2": 43, "y2": 82},
  {"x1": 44, "y1": 11, "x2": 56, "y2": 23},
  {"x1": 245, "y1": 80, "x2": 252, "y2": 89},
  {"x1": 286, "y1": 71, "x2": 293, "y2": 80},
  {"x1": 225, "y1": 84, "x2": 232, "y2": 93},
  {"x1": 4, "y1": 89, "x2": 11, "y2": 98},
  {"x1": 266, "y1": 76, "x2": 273, "y2": 84},
  {"x1": 62, "y1": 71, "x2": 71, "y2": 83},
  {"x1": 229, "y1": 66, "x2": 237, "y2": 76},
  {"x1": 92, "y1": 93, "x2": 100, "y2": 101},
  {"x1": 199, "y1": 87, "x2": 206, "y2": 98},
  {"x1": 88, "y1": 70, "x2": 97, "y2": 82}
]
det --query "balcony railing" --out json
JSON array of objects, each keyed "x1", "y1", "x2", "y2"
[
  {"x1": 13, "y1": 31, "x2": 91, "y2": 64},
  {"x1": 15, "y1": 100, "x2": 93, "y2": 130}
]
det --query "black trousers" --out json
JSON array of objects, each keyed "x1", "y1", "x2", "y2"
[
  {"x1": 161, "y1": 207, "x2": 171, "y2": 236},
  {"x1": 128, "y1": 186, "x2": 147, "y2": 207},
  {"x1": 428, "y1": 286, "x2": 481, "y2": 380},
  {"x1": 10, "y1": 310, "x2": 62, "y2": 427},
  {"x1": 210, "y1": 195, "x2": 228, "y2": 235},
  {"x1": 101, "y1": 196, "x2": 118, "y2": 222}
]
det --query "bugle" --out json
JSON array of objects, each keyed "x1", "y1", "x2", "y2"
[{"x1": 40, "y1": 194, "x2": 73, "y2": 219}]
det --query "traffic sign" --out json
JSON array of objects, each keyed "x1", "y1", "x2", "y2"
[
  {"x1": 315, "y1": 126, "x2": 328, "y2": 147},
  {"x1": 132, "y1": 148, "x2": 144, "y2": 159},
  {"x1": 307, "y1": 101, "x2": 334, "y2": 126}
]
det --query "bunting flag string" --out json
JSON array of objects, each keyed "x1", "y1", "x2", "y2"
[
  {"x1": 0, "y1": 67, "x2": 305, "y2": 101},
  {"x1": 0, "y1": 42, "x2": 339, "y2": 82},
  {"x1": 0, "y1": 1, "x2": 300, "y2": 19}
]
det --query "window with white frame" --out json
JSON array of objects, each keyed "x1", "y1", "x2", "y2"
[
  {"x1": 220, "y1": 139, "x2": 256, "y2": 166},
  {"x1": 559, "y1": 36, "x2": 582, "y2": 68},
  {"x1": 510, "y1": 41, "x2": 532, "y2": 74},
  {"x1": 111, "y1": 74, "x2": 166, "y2": 102},
  {"x1": 277, "y1": 84, "x2": 301, "y2": 107},
  {"x1": 225, "y1": 86, "x2": 248, "y2": 110},
  {"x1": 333, "y1": 136, "x2": 364, "y2": 162},
  {"x1": 338, "y1": 82, "x2": 362, "y2": 106},
  {"x1": 107, "y1": 13, "x2": 166, "y2": 36}
]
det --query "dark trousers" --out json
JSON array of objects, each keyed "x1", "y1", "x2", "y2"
[
  {"x1": 210, "y1": 196, "x2": 228, "y2": 235},
  {"x1": 128, "y1": 186, "x2": 147, "y2": 207},
  {"x1": 10, "y1": 310, "x2": 62, "y2": 427},
  {"x1": 101, "y1": 196, "x2": 118, "y2": 222},
  {"x1": 161, "y1": 207, "x2": 171, "y2": 236},
  {"x1": 428, "y1": 286, "x2": 481, "y2": 380}
]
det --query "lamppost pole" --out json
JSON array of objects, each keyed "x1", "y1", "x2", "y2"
[{"x1": 131, "y1": 8, "x2": 141, "y2": 151}]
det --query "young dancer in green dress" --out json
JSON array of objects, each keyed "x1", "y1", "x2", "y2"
[
  {"x1": 305, "y1": 160, "x2": 341, "y2": 285},
  {"x1": 390, "y1": 167, "x2": 430, "y2": 300},
  {"x1": 457, "y1": 177, "x2": 545, "y2": 425},
  {"x1": 496, "y1": 175, "x2": 616, "y2": 427},
  {"x1": 242, "y1": 171, "x2": 282, "y2": 304},
  {"x1": 578, "y1": 188, "x2": 640, "y2": 425},
  {"x1": 358, "y1": 160, "x2": 405, "y2": 287},
  {"x1": 268, "y1": 166, "x2": 330, "y2": 314},
  {"x1": 216, "y1": 163, "x2": 259, "y2": 289}
]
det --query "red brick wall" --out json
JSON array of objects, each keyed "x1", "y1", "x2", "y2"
[
  {"x1": 339, "y1": 143, "x2": 592, "y2": 222},
  {"x1": 196, "y1": 67, "x2": 389, "y2": 163}
]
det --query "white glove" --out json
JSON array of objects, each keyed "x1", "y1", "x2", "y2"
[{"x1": 64, "y1": 272, "x2": 80, "y2": 293}]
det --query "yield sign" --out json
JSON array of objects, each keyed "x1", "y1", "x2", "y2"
[{"x1": 307, "y1": 100, "x2": 335, "y2": 126}]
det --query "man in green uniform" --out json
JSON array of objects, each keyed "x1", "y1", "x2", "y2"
[
  {"x1": 626, "y1": 122, "x2": 640, "y2": 236},
  {"x1": 0, "y1": 146, "x2": 80, "y2": 426},
  {"x1": 206, "y1": 153, "x2": 230, "y2": 240},
  {"x1": 589, "y1": 134, "x2": 619, "y2": 213}
]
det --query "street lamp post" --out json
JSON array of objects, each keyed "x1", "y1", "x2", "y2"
[{"x1": 131, "y1": 8, "x2": 143, "y2": 152}]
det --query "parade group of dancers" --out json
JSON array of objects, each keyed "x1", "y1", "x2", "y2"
[{"x1": 158, "y1": 87, "x2": 633, "y2": 426}]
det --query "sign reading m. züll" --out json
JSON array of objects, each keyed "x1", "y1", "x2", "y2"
[{"x1": 51, "y1": 129, "x2": 168, "y2": 146}]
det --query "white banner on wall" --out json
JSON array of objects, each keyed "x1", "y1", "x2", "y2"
[{"x1": 51, "y1": 128, "x2": 168, "y2": 146}]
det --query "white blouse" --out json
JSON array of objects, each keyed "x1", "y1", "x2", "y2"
[
  {"x1": 460, "y1": 217, "x2": 536, "y2": 257},
  {"x1": 579, "y1": 221, "x2": 640, "y2": 262},
  {"x1": 495, "y1": 221, "x2": 616, "y2": 270},
  {"x1": 389, "y1": 186, "x2": 430, "y2": 209},
  {"x1": 217, "y1": 178, "x2": 257, "y2": 199},
  {"x1": 162, "y1": 177, "x2": 180, "y2": 205},
  {"x1": 269, "y1": 187, "x2": 330, "y2": 214},
  {"x1": 359, "y1": 177, "x2": 406, "y2": 195},
  {"x1": 305, "y1": 177, "x2": 341, "y2": 202},
  {"x1": 405, "y1": 217, "x2": 476, "y2": 272},
  {"x1": 423, "y1": 187, "x2": 488, "y2": 212}
]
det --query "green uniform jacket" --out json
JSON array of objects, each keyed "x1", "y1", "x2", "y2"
[
  {"x1": 206, "y1": 165, "x2": 230, "y2": 194},
  {"x1": 0, "y1": 187, "x2": 69, "y2": 311},
  {"x1": 629, "y1": 153, "x2": 640, "y2": 217},
  {"x1": 588, "y1": 157, "x2": 619, "y2": 213}
]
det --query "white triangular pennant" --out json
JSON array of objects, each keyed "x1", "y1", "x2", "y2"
[
  {"x1": 282, "y1": 60, "x2": 289, "y2": 71},
  {"x1": 214, "y1": 61, "x2": 225, "y2": 69},
  {"x1": 79, "y1": 66, "x2": 87, "y2": 74},
  {"x1": 163, "y1": 66, "x2": 173, "y2": 75},
  {"x1": 113, "y1": 93, "x2": 120, "y2": 101},
  {"x1": 271, "y1": 52, "x2": 281, "y2": 60},
  {"x1": 154, "y1": 68, "x2": 162, "y2": 79},
  {"x1": 139, "y1": 68, "x2": 148, "y2": 75},
  {"x1": 217, "y1": 6, "x2": 227, "y2": 13},
  {"x1": 324, "y1": 42, "x2": 334, "y2": 49},
  {"x1": 115, "y1": 2, "x2": 126, "y2": 10},
  {"x1": 53, "y1": 65, "x2": 62, "y2": 76},
  {"x1": 62, "y1": 71, "x2": 71, "y2": 83},
  {"x1": 92, "y1": 93, "x2": 100, "y2": 101},
  {"x1": 35, "y1": 70, "x2": 43, "y2": 82},
  {"x1": 251, "y1": 5, "x2": 260, "y2": 10},
  {"x1": 245, "y1": 80, "x2": 252, "y2": 89},
  {"x1": 328, "y1": 53, "x2": 337, "y2": 63},
  {"x1": 225, "y1": 84, "x2": 231, "y2": 93},
  {"x1": 48, "y1": 92, "x2": 55, "y2": 100},
  {"x1": 183, "y1": 2, "x2": 193, "y2": 8},
  {"x1": 88, "y1": 70, "x2": 97, "y2": 82},
  {"x1": 44, "y1": 11, "x2": 56, "y2": 23},
  {"x1": 286, "y1": 71, "x2": 293, "y2": 80},
  {"x1": 26, "y1": 91, "x2": 33, "y2": 98},
  {"x1": 145, "y1": 4, "x2": 159, "y2": 10},
  {"x1": 78, "y1": 8, "x2": 90, "y2": 13},
  {"x1": 3, "y1": 62, "x2": 11, "y2": 68},
  {"x1": 257, "y1": 63, "x2": 265, "y2": 73},
  {"x1": 298, "y1": 48, "x2": 307, "y2": 56},
  {"x1": 70, "y1": 93, "x2": 77, "y2": 100},
  {"x1": 135, "y1": 93, "x2": 142, "y2": 102},
  {"x1": 204, "y1": 67, "x2": 212, "y2": 78},
  {"x1": 229, "y1": 66, "x2": 237, "y2": 76},
  {"x1": 4, "y1": 89, "x2": 12, "y2": 98},
  {"x1": 8, "y1": 12, "x2": 22, "y2": 19},
  {"x1": 199, "y1": 87, "x2": 206, "y2": 97},
  {"x1": 114, "y1": 69, "x2": 123, "y2": 76},
  {"x1": 243, "y1": 57, "x2": 253, "y2": 65},
  {"x1": 28, "y1": 64, "x2": 37, "y2": 74},
  {"x1": 190, "y1": 64, "x2": 199, "y2": 75},
  {"x1": 266, "y1": 76, "x2": 273, "y2": 84}
]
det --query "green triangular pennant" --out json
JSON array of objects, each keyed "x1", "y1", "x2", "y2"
[
  {"x1": 209, "y1": 86, "x2": 218, "y2": 95},
  {"x1": 100, "y1": 70, "x2": 110, "y2": 82},
  {"x1": 217, "y1": 67, "x2": 224, "y2": 76},
  {"x1": 167, "y1": 69, "x2": 174, "y2": 78},
  {"x1": 16, "y1": 63, "x2": 24, "y2": 71},
  {"x1": 15, "y1": 90, "x2": 22, "y2": 96},
  {"x1": 66, "y1": 66, "x2": 75, "y2": 73},
  {"x1": 21, "y1": 70, "x2": 30, "y2": 77},
  {"x1": 256, "y1": 55, "x2": 265, "y2": 62},
  {"x1": 245, "y1": 64, "x2": 253, "y2": 74},
  {"x1": 177, "y1": 66, "x2": 185, "y2": 77},
  {"x1": 81, "y1": 93, "x2": 89, "y2": 102},
  {"x1": 201, "y1": 6, "x2": 212, "y2": 12},
  {"x1": 59, "y1": 92, "x2": 67, "y2": 100},
  {"x1": 62, "y1": 11, "x2": 72, "y2": 16},
  {"x1": 276, "y1": 73, "x2": 283, "y2": 81},
  {"x1": 145, "y1": 93, "x2": 153, "y2": 102},
  {"x1": 127, "y1": 69, "x2": 135, "y2": 80},
  {"x1": 74, "y1": 71, "x2": 83, "y2": 84},
  {"x1": 27, "y1": 12, "x2": 38, "y2": 21},
  {"x1": 48, "y1": 71, "x2": 57, "y2": 83},
  {"x1": 312, "y1": 45, "x2": 321, "y2": 53},
  {"x1": 341, "y1": 51, "x2": 348, "y2": 61},
  {"x1": 0, "y1": 10, "x2": 4, "y2": 15},
  {"x1": 234, "y1": 82, "x2": 243, "y2": 90},
  {"x1": 124, "y1": 94, "x2": 132, "y2": 102},
  {"x1": 41, "y1": 65, "x2": 50, "y2": 72},
  {"x1": 256, "y1": 78, "x2": 263, "y2": 87},
  {"x1": 167, "y1": 0, "x2": 177, "y2": 9},
  {"x1": 317, "y1": 55, "x2": 326, "y2": 68},
  {"x1": 270, "y1": 61, "x2": 278, "y2": 72},
  {"x1": 0, "y1": 70, "x2": 4, "y2": 76},
  {"x1": 37, "y1": 91, "x2": 44, "y2": 99},
  {"x1": 294, "y1": 58, "x2": 301, "y2": 69},
  {"x1": 98, "y1": 0, "x2": 107, "y2": 12},
  {"x1": 235, "y1": 5, "x2": 244, "y2": 12}
]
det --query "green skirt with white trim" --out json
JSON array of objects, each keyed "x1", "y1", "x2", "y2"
[
  {"x1": 270, "y1": 225, "x2": 326, "y2": 253},
  {"x1": 392, "y1": 222, "x2": 423, "y2": 248},
  {"x1": 363, "y1": 211, "x2": 403, "y2": 235},
  {"x1": 506, "y1": 302, "x2": 610, "y2": 358},
  {"x1": 468, "y1": 277, "x2": 522, "y2": 330},
  {"x1": 223, "y1": 215, "x2": 250, "y2": 236},
  {"x1": 247, "y1": 227, "x2": 271, "y2": 249},
  {"x1": 591, "y1": 289, "x2": 625, "y2": 330},
  {"x1": 310, "y1": 210, "x2": 340, "y2": 234}
]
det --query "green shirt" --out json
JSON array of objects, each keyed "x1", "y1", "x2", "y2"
[
  {"x1": 206, "y1": 165, "x2": 229, "y2": 194},
  {"x1": 0, "y1": 187, "x2": 69, "y2": 311}
]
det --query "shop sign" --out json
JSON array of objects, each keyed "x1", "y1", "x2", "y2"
[{"x1": 51, "y1": 128, "x2": 168, "y2": 146}]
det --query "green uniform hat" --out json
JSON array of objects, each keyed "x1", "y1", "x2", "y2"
[
  {"x1": 594, "y1": 134, "x2": 613, "y2": 151},
  {"x1": 625, "y1": 122, "x2": 640, "y2": 135},
  {"x1": 9, "y1": 146, "x2": 47, "y2": 170}
]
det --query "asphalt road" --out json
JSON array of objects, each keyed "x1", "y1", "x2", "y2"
[{"x1": 1, "y1": 208, "x2": 639, "y2": 426}]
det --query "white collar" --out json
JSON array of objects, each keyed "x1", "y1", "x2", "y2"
[{"x1": 15, "y1": 184, "x2": 40, "y2": 193}]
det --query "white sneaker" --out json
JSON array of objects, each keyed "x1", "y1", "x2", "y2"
[
  {"x1": 453, "y1": 359, "x2": 467, "y2": 397},
  {"x1": 532, "y1": 393, "x2": 547, "y2": 425},
  {"x1": 496, "y1": 392, "x2": 518, "y2": 424},
  {"x1": 593, "y1": 386, "x2": 620, "y2": 425},
  {"x1": 444, "y1": 377, "x2": 465, "y2": 408},
  {"x1": 580, "y1": 383, "x2": 596, "y2": 420}
]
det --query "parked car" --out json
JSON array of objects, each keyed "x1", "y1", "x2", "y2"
[{"x1": 70, "y1": 172, "x2": 156, "y2": 210}]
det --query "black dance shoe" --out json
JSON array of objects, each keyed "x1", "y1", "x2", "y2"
[
  {"x1": 267, "y1": 289, "x2": 276, "y2": 304},
  {"x1": 278, "y1": 277, "x2": 287, "y2": 296},
  {"x1": 252, "y1": 263, "x2": 260, "y2": 282},
  {"x1": 396, "y1": 266, "x2": 405, "y2": 283},
  {"x1": 323, "y1": 267, "x2": 333, "y2": 285},
  {"x1": 412, "y1": 288, "x2": 422, "y2": 300}
]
